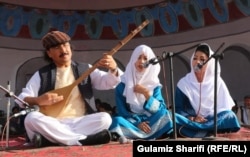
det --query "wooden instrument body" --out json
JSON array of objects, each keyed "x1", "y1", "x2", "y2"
[{"x1": 40, "y1": 20, "x2": 150, "y2": 118}]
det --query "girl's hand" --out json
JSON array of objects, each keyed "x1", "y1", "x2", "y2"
[{"x1": 138, "y1": 121, "x2": 151, "y2": 134}]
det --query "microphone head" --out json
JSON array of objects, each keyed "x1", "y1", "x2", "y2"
[
  {"x1": 142, "y1": 57, "x2": 159, "y2": 68},
  {"x1": 150, "y1": 57, "x2": 159, "y2": 65},
  {"x1": 142, "y1": 63, "x2": 149, "y2": 68},
  {"x1": 194, "y1": 62, "x2": 204, "y2": 72},
  {"x1": 194, "y1": 64, "x2": 201, "y2": 72}
]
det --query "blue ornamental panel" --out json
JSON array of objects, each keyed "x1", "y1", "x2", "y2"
[
  {"x1": 235, "y1": 0, "x2": 250, "y2": 15},
  {"x1": 158, "y1": 4, "x2": 178, "y2": 33},
  {"x1": 0, "y1": 5, "x2": 22, "y2": 36},
  {"x1": 182, "y1": 0, "x2": 204, "y2": 28},
  {"x1": 135, "y1": 8, "x2": 154, "y2": 37},
  {"x1": 53, "y1": 11, "x2": 79, "y2": 37},
  {"x1": 207, "y1": 0, "x2": 229, "y2": 23},
  {"x1": 85, "y1": 12, "x2": 103, "y2": 39},
  {"x1": 28, "y1": 10, "x2": 51, "y2": 39},
  {"x1": 108, "y1": 10, "x2": 130, "y2": 39}
]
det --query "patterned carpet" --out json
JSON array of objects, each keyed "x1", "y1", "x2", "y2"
[{"x1": 0, "y1": 127, "x2": 250, "y2": 157}]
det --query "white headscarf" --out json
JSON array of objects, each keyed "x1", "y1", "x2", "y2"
[
  {"x1": 177, "y1": 43, "x2": 235, "y2": 117},
  {"x1": 121, "y1": 45, "x2": 161, "y2": 113}
]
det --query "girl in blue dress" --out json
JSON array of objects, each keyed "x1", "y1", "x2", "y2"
[{"x1": 109, "y1": 44, "x2": 173, "y2": 140}]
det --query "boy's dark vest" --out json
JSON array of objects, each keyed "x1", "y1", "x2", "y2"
[{"x1": 38, "y1": 61, "x2": 94, "y2": 114}]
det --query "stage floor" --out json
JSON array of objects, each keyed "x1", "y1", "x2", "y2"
[{"x1": 0, "y1": 126, "x2": 250, "y2": 157}]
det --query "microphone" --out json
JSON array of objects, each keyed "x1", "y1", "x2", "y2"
[
  {"x1": 14, "y1": 105, "x2": 39, "y2": 117},
  {"x1": 194, "y1": 62, "x2": 204, "y2": 72},
  {"x1": 143, "y1": 57, "x2": 159, "y2": 68},
  {"x1": 119, "y1": 136, "x2": 133, "y2": 144}
]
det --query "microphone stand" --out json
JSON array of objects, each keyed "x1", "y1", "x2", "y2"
[
  {"x1": 210, "y1": 43, "x2": 226, "y2": 139},
  {"x1": 159, "y1": 44, "x2": 200, "y2": 139},
  {"x1": 202, "y1": 52, "x2": 225, "y2": 141},
  {"x1": 201, "y1": 52, "x2": 224, "y2": 140},
  {"x1": 0, "y1": 84, "x2": 30, "y2": 148},
  {"x1": 212, "y1": 53, "x2": 224, "y2": 138},
  {"x1": 6, "y1": 81, "x2": 11, "y2": 147}
]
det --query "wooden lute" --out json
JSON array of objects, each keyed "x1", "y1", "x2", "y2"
[{"x1": 40, "y1": 19, "x2": 150, "y2": 117}]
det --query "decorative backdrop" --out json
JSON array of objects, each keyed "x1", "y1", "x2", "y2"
[{"x1": 0, "y1": 0, "x2": 249, "y2": 40}]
